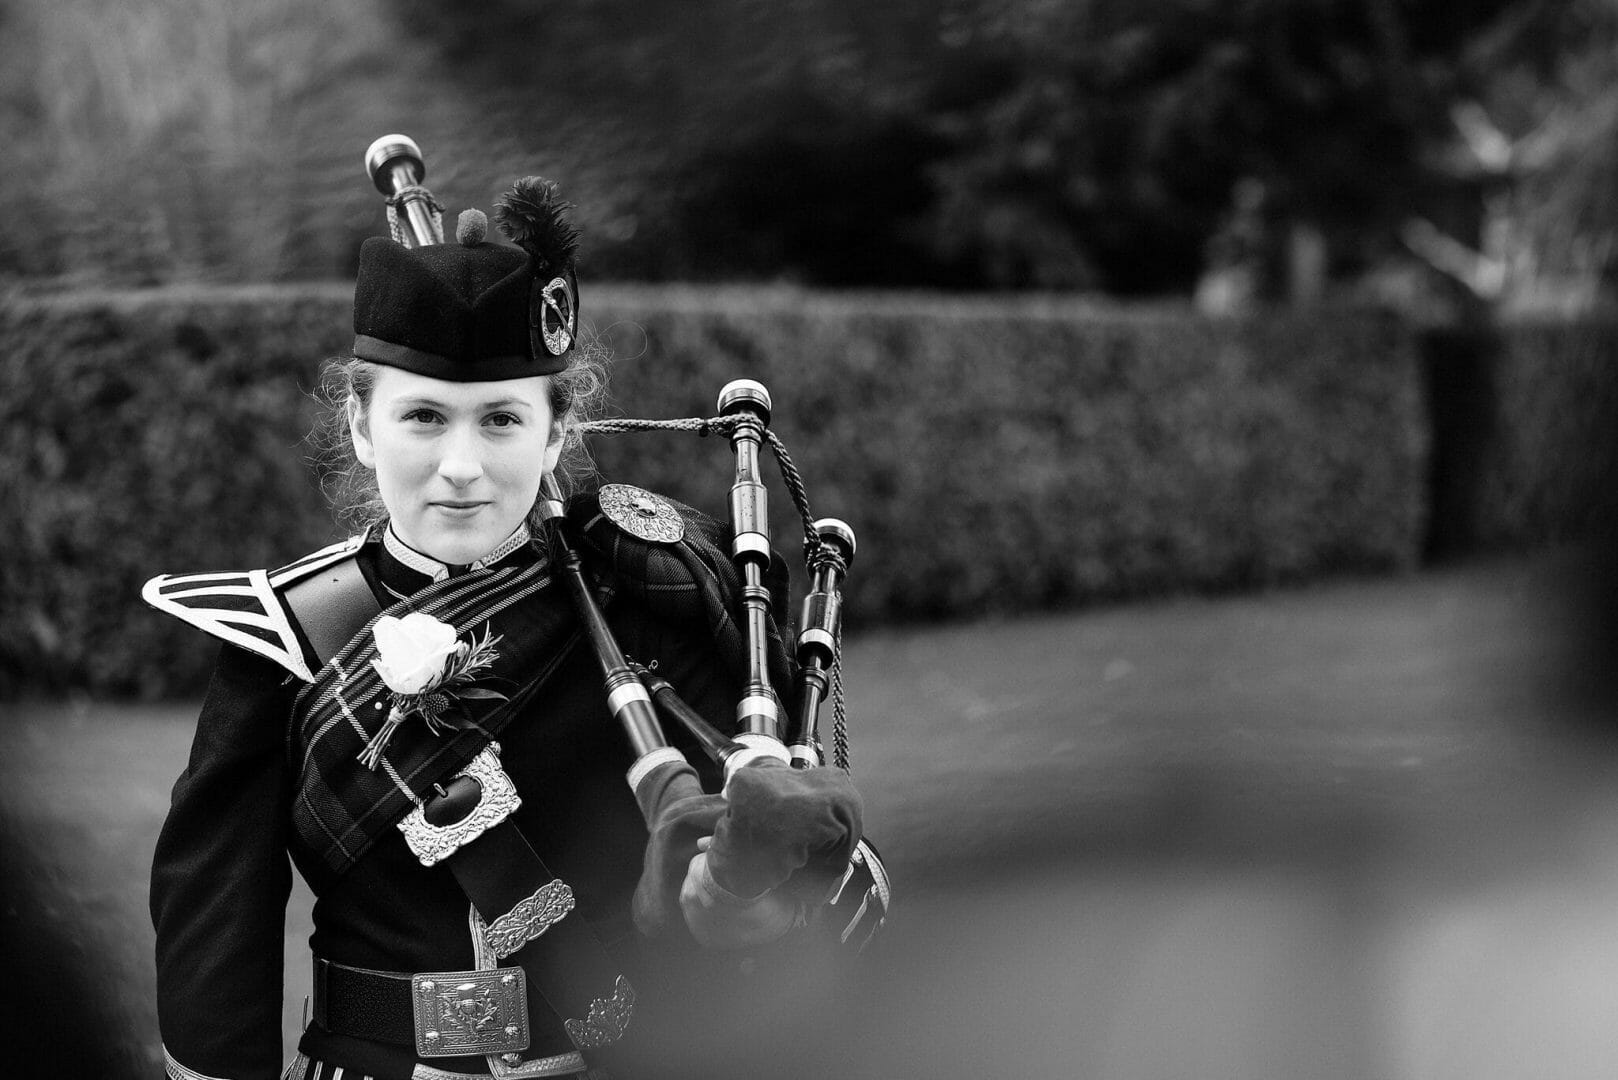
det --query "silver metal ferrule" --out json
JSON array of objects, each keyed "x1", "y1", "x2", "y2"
[
  {"x1": 797, "y1": 627, "x2": 837, "y2": 653},
  {"x1": 365, "y1": 133, "x2": 424, "y2": 192},
  {"x1": 607, "y1": 680, "x2": 652, "y2": 716},
  {"x1": 730, "y1": 529, "x2": 771, "y2": 561},
  {"x1": 717, "y1": 379, "x2": 772, "y2": 421},
  {"x1": 727, "y1": 453, "x2": 769, "y2": 561},
  {"x1": 735, "y1": 690, "x2": 779, "y2": 725},
  {"x1": 723, "y1": 738, "x2": 790, "y2": 784},
  {"x1": 813, "y1": 517, "x2": 857, "y2": 564}
]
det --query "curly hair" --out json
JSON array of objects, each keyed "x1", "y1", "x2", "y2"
[{"x1": 310, "y1": 337, "x2": 611, "y2": 537}]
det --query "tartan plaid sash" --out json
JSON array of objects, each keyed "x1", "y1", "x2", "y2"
[
  {"x1": 288, "y1": 555, "x2": 583, "y2": 877},
  {"x1": 285, "y1": 492, "x2": 791, "y2": 880}
]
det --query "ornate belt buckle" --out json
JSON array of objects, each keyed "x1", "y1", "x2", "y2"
[
  {"x1": 398, "y1": 745, "x2": 521, "y2": 866},
  {"x1": 411, "y1": 966, "x2": 530, "y2": 1058}
]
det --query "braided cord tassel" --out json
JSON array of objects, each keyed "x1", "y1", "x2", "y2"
[
  {"x1": 830, "y1": 628, "x2": 850, "y2": 773},
  {"x1": 385, "y1": 186, "x2": 446, "y2": 245}
]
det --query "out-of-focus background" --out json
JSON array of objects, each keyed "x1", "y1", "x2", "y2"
[{"x1": 3, "y1": 0, "x2": 1617, "y2": 1076}]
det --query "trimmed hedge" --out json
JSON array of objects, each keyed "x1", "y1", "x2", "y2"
[
  {"x1": 1, "y1": 286, "x2": 1428, "y2": 698},
  {"x1": 0, "y1": 288, "x2": 344, "y2": 698},
  {"x1": 589, "y1": 288, "x2": 1428, "y2": 617}
]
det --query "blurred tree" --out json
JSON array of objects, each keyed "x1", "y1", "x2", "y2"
[
  {"x1": 912, "y1": 0, "x2": 1543, "y2": 294},
  {"x1": 3, "y1": 0, "x2": 1609, "y2": 296},
  {"x1": 0, "y1": 0, "x2": 455, "y2": 284},
  {"x1": 1401, "y1": 0, "x2": 1618, "y2": 315},
  {"x1": 387, "y1": 0, "x2": 1553, "y2": 294},
  {"x1": 384, "y1": 0, "x2": 959, "y2": 283}
]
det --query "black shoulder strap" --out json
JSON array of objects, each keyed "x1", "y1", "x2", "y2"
[{"x1": 281, "y1": 557, "x2": 382, "y2": 670}]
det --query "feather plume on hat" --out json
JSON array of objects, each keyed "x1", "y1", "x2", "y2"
[
  {"x1": 494, "y1": 177, "x2": 580, "y2": 278},
  {"x1": 494, "y1": 177, "x2": 582, "y2": 358}
]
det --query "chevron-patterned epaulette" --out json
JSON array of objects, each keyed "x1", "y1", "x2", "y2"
[{"x1": 141, "y1": 534, "x2": 368, "y2": 682}]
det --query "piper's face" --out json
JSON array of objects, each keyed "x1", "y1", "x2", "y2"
[{"x1": 352, "y1": 366, "x2": 563, "y2": 566}]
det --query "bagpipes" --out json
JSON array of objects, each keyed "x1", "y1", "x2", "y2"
[{"x1": 365, "y1": 135, "x2": 889, "y2": 950}]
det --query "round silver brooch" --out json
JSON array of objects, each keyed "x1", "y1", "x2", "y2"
[
  {"x1": 539, "y1": 275, "x2": 577, "y2": 356},
  {"x1": 599, "y1": 484, "x2": 684, "y2": 543}
]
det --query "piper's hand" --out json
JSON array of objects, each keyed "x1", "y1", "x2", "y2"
[
  {"x1": 705, "y1": 759, "x2": 864, "y2": 902},
  {"x1": 680, "y1": 837, "x2": 801, "y2": 949},
  {"x1": 630, "y1": 758, "x2": 727, "y2": 941}
]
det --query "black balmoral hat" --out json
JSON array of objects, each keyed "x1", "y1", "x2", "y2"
[{"x1": 352, "y1": 178, "x2": 581, "y2": 381}]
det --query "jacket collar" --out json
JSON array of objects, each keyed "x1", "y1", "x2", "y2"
[{"x1": 380, "y1": 523, "x2": 534, "y2": 598}]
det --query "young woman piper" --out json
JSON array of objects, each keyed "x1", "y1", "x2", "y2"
[{"x1": 145, "y1": 168, "x2": 879, "y2": 1080}]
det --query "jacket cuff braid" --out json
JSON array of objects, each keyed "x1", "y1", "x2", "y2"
[{"x1": 163, "y1": 1046, "x2": 234, "y2": 1080}]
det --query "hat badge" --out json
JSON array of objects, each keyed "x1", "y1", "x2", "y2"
[{"x1": 539, "y1": 276, "x2": 577, "y2": 357}]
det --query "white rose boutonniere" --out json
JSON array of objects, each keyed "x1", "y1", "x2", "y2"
[
  {"x1": 372, "y1": 612, "x2": 461, "y2": 695},
  {"x1": 358, "y1": 613, "x2": 508, "y2": 769}
]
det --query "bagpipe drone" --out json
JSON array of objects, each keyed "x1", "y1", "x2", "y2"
[{"x1": 365, "y1": 134, "x2": 890, "y2": 953}]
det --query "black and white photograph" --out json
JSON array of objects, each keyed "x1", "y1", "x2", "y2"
[{"x1": 2, "y1": 1, "x2": 1616, "y2": 1077}]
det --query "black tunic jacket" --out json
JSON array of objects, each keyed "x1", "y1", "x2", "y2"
[{"x1": 151, "y1": 514, "x2": 769, "y2": 1080}]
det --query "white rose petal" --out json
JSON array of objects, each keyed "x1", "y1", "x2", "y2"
[{"x1": 371, "y1": 612, "x2": 461, "y2": 695}]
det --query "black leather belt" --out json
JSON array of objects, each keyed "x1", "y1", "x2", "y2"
[
  {"x1": 313, "y1": 957, "x2": 592, "y2": 1074},
  {"x1": 314, "y1": 957, "x2": 536, "y2": 1057},
  {"x1": 312, "y1": 958, "x2": 418, "y2": 1047}
]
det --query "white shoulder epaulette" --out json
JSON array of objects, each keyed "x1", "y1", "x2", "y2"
[{"x1": 142, "y1": 534, "x2": 368, "y2": 683}]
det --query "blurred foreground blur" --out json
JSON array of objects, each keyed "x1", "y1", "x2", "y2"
[{"x1": 3, "y1": 548, "x2": 1615, "y2": 1078}]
